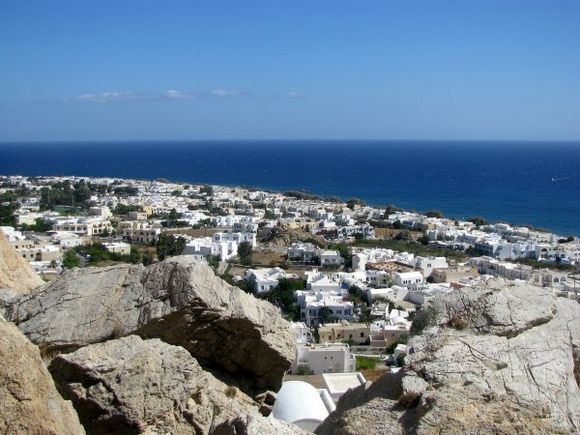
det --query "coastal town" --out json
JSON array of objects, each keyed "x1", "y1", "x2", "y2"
[{"x1": 1, "y1": 174, "x2": 579, "y2": 428}]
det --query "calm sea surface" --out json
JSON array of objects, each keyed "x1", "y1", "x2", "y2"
[{"x1": 1, "y1": 141, "x2": 579, "y2": 235}]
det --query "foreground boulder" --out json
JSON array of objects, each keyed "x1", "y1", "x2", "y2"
[
  {"x1": 4, "y1": 256, "x2": 296, "y2": 393},
  {"x1": 317, "y1": 279, "x2": 580, "y2": 434},
  {"x1": 0, "y1": 314, "x2": 84, "y2": 434},
  {"x1": 0, "y1": 228, "x2": 43, "y2": 292},
  {"x1": 50, "y1": 335, "x2": 272, "y2": 434}
]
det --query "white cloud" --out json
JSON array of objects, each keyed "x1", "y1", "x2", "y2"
[
  {"x1": 64, "y1": 89, "x2": 245, "y2": 103},
  {"x1": 162, "y1": 90, "x2": 195, "y2": 100},
  {"x1": 69, "y1": 91, "x2": 150, "y2": 103},
  {"x1": 208, "y1": 89, "x2": 242, "y2": 97}
]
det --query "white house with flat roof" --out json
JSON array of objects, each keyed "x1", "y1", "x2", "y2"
[
  {"x1": 293, "y1": 342, "x2": 356, "y2": 375},
  {"x1": 394, "y1": 271, "x2": 424, "y2": 290},
  {"x1": 296, "y1": 291, "x2": 354, "y2": 326},
  {"x1": 318, "y1": 250, "x2": 344, "y2": 267},
  {"x1": 414, "y1": 256, "x2": 448, "y2": 278},
  {"x1": 322, "y1": 372, "x2": 367, "y2": 404},
  {"x1": 212, "y1": 231, "x2": 256, "y2": 247},
  {"x1": 288, "y1": 242, "x2": 318, "y2": 263},
  {"x1": 183, "y1": 237, "x2": 238, "y2": 261},
  {"x1": 103, "y1": 242, "x2": 131, "y2": 256},
  {"x1": 245, "y1": 267, "x2": 289, "y2": 293}
]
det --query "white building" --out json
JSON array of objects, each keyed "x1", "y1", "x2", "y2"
[
  {"x1": 103, "y1": 242, "x2": 131, "y2": 256},
  {"x1": 271, "y1": 382, "x2": 335, "y2": 432},
  {"x1": 288, "y1": 242, "x2": 318, "y2": 263},
  {"x1": 290, "y1": 322, "x2": 313, "y2": 344},
  {"x1": 414, "y1": 256, "x2": 448, "y2": 278},
  {"x1": 318, "y1": 250, "x2": 344, "y2": 267},
  {"x1": 212, "y1": 231, "x2": 256, "y2": 247},
  {"x1": 394, "y1": 271, "x2": 424, "y2": 290},
  {"x1": 245, "y1": 267, "x2": 289, "y2": 293},
  {"x1": 305, "y1": 270, "x2": 345, "y2": 293},
  {"x1": 296, "y1": 291, "x2": 354, "y2": 326},
  {"x1": 182, "y1": 237, "x2": 238, "y2": 261},
  {"x1": 51, "y1": 217, "x2": 112, "y2": 237},
  {"x1": 469, "y1": 256, "x2": 533, "y2": 281},
  {"x1": 50, "y1": 231, "x2": 86, "y2": 249},
  {"x1": 322, "y1": 372, "x2": 367, "y2": 404},
  {"x1": 123, "y1": 227, "x2": 161, "y2": 244},
  {"x1": 293, "y1": 343, "x2": 356, "y2": 375}
]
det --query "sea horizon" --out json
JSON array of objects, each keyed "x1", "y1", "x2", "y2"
[{"x1": 1, "y1": 140, "x2": 579, "y2": 235}]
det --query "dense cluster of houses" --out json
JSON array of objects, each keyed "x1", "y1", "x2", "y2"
[{"x1": 1, "y1": 175, "x2": 578, "y2": 379}]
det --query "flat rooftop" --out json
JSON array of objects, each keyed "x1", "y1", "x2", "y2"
[{"x1": 322, "y1": 372, "x2": 366, "y2": 394}]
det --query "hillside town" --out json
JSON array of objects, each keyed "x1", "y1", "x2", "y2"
[{"x1": 1, "y1": 174, "x2": 579, "y2": 426}]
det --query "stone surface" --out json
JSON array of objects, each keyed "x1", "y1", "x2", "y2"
[
  {"x1": 0, "y1": 313, "x2": 84, "y2": 435},
  {"x1": 213, "y1": 414, "x2": 308, "y2": 435},
  {"x1": 3, "y1": 256, "x2": 296, "y2": 393},
  {"x1": 49, "y1": 335, "x2": 264, "y2": 434},
  {"x1": 317, "y1": 279, "x2": 580, "y2": 434},
  {"x1": 0, "y1": 228, "x2": 43, "y2": 292}
]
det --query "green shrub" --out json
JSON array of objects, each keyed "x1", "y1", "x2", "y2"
[
  {"x1": 356, "y1": 356, "x2": 379, "y2": 370},
  {"x1": 410, "y1": 306, "x2": 437, "y2": 336}
]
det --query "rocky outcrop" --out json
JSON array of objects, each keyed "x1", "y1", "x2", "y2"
[
  {"x1": 4, "y1": 256, "x2": 296, "y2": 393},
  {"x1": 0, "y1": 228, "x2": 43, "y2": 292},
  {"x1": 213, "y1": 414, "x2": 308, "y2": 435},
  {"x1": 317, "y1": 279, "x2": 580, "y2": 434},
  {"x1": 0, "y1": 313, "x2": 84, "y2": 434},
  {"x1": 50, "y1": 335, "x2": 261, "y2": 434}
]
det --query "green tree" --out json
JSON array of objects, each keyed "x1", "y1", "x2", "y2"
[
  {"x1": 348, "y1": 284, "x2": 365, "y2": 303},
  {"x1": 0, "y1": 192, "x2": 18, "y2": 226},
  {"x1": 395, "y1": 230, "x2": 412, "y2": 241},
  {"x1": 418, "y1": 234, "x2": 430, "y2": 245},
  {"x1": 320, "y1": 306, "x2": 332, "y2": 324},
  {"x1": 200, "y1": 185, "x2": 213, "y2": 195},
  {"x1": 128, "y1": 247, "x2": 142, "y2": 264},
  {"x1": 156, "y1": 233, "x2": 186, "y2": 261},
  {"x1": 237, "y1": 241, "x2": 253, "y2": 265},
  {"x1": 392, "y1": 220, "x2": 404, "y2": 229},
  {"x1": 410, "y1": 306, "x2": 436, "y2": 336},
  {"x1": 207, "y1": 255, "x2": 221, "y2": 269},
  {"x1": 382, "y1": 204, "x2": 402, "y2": 218},
  {"x1": 468, "y1": 216, "x2": 488, "y2": 227},
  {"x1": 63, "y1": 250, "x2": 80, "y2": 269},
  {"x1": 259, "y1": 278, "x2": 305, "y2": 320},
  {"x1": 424, "y1": 209, "x2": 444, "y2": 218},
  {"x1": 142, "y1": 252, "x2": 154, "y2": 266},
  {"x1": 331, "y1": 243, "x2": 352, "y2": 269},
  {"x1": 20, "y1": 218, "x2": 52, "y2": 232},
  {"x1": 346, "y1": 198, "x2": 366, "y2": 210},
  {"x1": 113, "y1": 204, "x2": 141, "y2": 215}
]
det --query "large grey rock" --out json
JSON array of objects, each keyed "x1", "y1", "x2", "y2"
[
  {"x1": 317, "y1": 279, "x2": 580, "y2": 434},
  {"x1": 0, "y1": 228, "x2": 43, "y2": 292},
  {"x1": 213, "y1": 414, "x2": 308, "y2": 435},
  {"x1": 0, "y1": 313, "x2": 84, "y2": 435},
  {"x1": 49, "y1": 335, "x2": 271, "y2": 434},
  {"x1": 4, "y1": 256, "x2": 296, "y2": 393}
]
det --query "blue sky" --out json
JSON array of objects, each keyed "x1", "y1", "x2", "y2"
[{"x1": 1, "y1": 0, "x2": 579, "y2": 141}]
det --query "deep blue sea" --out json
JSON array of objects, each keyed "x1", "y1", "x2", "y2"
[{"x1": 1, "y1": 141, "x2": 579, "y2": 235}]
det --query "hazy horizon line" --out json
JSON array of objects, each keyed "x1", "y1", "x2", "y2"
[{"x1": 1, "y1": 138, "x2": 579, "y2": 144}]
